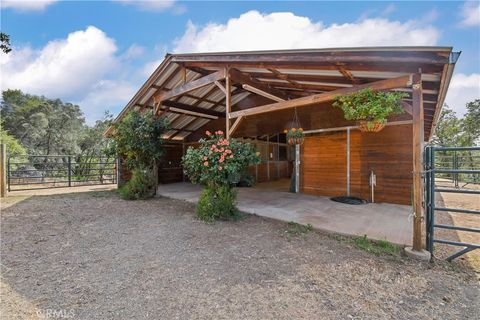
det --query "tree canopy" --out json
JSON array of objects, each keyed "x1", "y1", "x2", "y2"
[
  {"x1": 0, "y1": 89, "x2": 111, "y2": 157},
  {"x1": 432, "y1": 99, "x2": 480, "y2": 147}
]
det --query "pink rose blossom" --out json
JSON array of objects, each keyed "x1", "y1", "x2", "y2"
[
  {"x1": 203, "y1": 161, "x2": 209, "y2": 166},
  {"x1": 230, "y1": 155, "x2": 233, "y2": 158},
  {"x1": 218, "y1": 166, "x2": 223, "y2": 171},
  {"x1": 203, "y1": 156, "x2": 208, "y2": 160},
  {"x1": 205, "y1": 130, "x2": 211, "y2": 136},
  {"x1": 218, "y1": 130, "x2": 224, "y2": 135}
]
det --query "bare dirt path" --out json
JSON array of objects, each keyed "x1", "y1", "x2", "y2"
[{"x1": 1, "y1": 191, "x2": 478, "y2": 320}]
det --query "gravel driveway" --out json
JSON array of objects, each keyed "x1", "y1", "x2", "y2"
[{"x1": 1, "y1": 190, "x2": 479, "y2": 319}]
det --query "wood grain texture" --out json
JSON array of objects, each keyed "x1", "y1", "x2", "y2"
[{"x1": 300, "y1": 124, "x2": 413, "y2": 205}]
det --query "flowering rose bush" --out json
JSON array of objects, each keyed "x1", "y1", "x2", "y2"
[{"x1": 182, "y1": 130, "x2": 260, "y2": 221}]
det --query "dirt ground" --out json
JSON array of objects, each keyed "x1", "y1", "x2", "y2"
[{"x1": 0, "y1": 190, "x2": 479, "y2": 320}]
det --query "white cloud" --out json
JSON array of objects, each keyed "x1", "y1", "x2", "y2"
[
  {"x1": 113, "y1": 0, "x2": 176, "y2": 12},
  {"x1": 1, "y1": 0, "x2": 57, "y2": 11},
  {"x1": 1, "y1": 26, "x2": 118, "y2": 98},
  {"x1": 173, "y1": 11, "x2": 440, "y2": 53},
  {"x1": 121, "y1": 44, "x2": 145, "y2": 60},
  {"x1": 382, "y1": 4, "x2": 396, "y2": 17},
  {"x1": 459, "y1": 1, "x2": 480, "y2": 27},
  {"x1": 141, "y1": 59, "x2": 163, "y2": 77},
  {"x1": 0, "y1": 26, "x2": 141, "y2": 123},
  {"x1": 75, "y1": 80, "x2": 137, "y2": 125},
  {"x1": 445, "y1": 73, "x2": 480, "y2": 116}
]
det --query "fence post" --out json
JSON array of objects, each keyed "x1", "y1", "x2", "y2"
[
  {"x1": 68, "y1": 156, "x2": 72, "y2": 187},
  {"x1": 0, "y1": 144, "x2": 6, "y2": 197},
  {"x1": 116, "y1": 157, "x2": 121, "y2": 188}
]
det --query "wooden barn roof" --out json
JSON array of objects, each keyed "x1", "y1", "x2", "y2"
[{"x1": 106, "y1": 47, "x2": 460, "y2": 140}]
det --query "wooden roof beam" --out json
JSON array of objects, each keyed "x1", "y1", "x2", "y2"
[
  {"x1": 153, "y1": 69, "x2": 226, "y2": 104},
  {"x1": 229, "y1": 68, "x2": 289, "y2": 101},
  {"x1": 172, "y1": 52, "x2": 448, "y2": 65},
  {"x1": 161, "y1": 100, "x2": 225, "y2": 118},
  {"x1": 337, "y1": 66, "x2": 359, "y2": 84},
  {"x1": 181, "y1": 61, "x2": 444, "y2": 74},
  {"x1": 229, "y1": 74, "x2": 413, "y2": 119}
]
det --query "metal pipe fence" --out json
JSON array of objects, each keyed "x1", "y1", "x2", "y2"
[
  {"x1": 425, "y1": 146, "x2": 479, "y2": 261},
  {"x1": 7, "y1": 154, "x2": 117, "y2": 191}
]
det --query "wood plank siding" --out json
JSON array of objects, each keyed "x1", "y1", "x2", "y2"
[{"x1": 300, "y1": 124, "x2": 413, "y2": 205}]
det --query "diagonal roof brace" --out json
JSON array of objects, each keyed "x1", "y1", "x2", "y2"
[{"x1": 229, "y1": 74, "x2": 413, "y2": 119}]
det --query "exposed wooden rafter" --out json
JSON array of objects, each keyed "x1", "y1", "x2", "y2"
[
  {"x1": 229, "y1": 74, "x2": 413, "y2": 119},
  {"x1": 161, "y1": 100, "x2": 225, "y2": 118},
  {"x1": 166, "y1": 84, "x2": 221, "y2": 140},
  {"x1": 153, "y1": 69, "x2": 226, "y2": 105},
  {"x1": 229, "y1": 68, "x2": 289, "y2": 101},
  {"x1": 337, "y1": 66, "x2": 359, "y2": 84}
]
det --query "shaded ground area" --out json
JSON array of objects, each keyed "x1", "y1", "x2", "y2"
[
  {"x1": 158, "y1": 182, "x2": 412, "y2": 245},
  {"x1": 1, "y1": 191, "x2": 479, "y2": 320}
]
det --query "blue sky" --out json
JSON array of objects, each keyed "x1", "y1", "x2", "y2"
[{"x1": 1, "y1": 0, "x2": 479, "y2": 124}]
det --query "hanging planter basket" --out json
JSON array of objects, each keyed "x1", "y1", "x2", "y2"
[
  {"x1": 287, "y1": 135, "x2": 304, "y2": 146},
  {"x1": 358, "y1": 120, "x2": 386, "y2": 133},
  {"x1": 284, "y1": 108, "x2": 305, "y2": 145},
  {"x1": 332, "y1": 88, "x2": 407, "y2": 134}
]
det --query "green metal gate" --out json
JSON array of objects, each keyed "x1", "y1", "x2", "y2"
[
  {"x1": 424, "y1": 146, "x2": 480, "y2": 261},
  {"x1": 7, "y1": 155, "x2": 117, "y2": 191}
]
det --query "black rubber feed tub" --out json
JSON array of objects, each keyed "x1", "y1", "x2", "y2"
[{"x1": 330, "y1": 196, "x2": 367, "y2": 205}]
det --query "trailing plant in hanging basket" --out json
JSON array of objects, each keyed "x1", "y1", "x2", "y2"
[
  {"x1": 284, "y1": 127, "x2": 305, "y2": 145},
  {"x1": 332, "y1": 88, "x2": 407, "y2": 133},
  {"x1": 284, "y1": 108, "x2": 305, "y2": 145}
]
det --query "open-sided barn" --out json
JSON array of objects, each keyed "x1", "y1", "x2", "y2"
[{"x1": 107, "y1": 47, "x2": 460, "y2": 251}]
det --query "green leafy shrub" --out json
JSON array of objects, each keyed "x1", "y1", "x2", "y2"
[
  {"x1": 107, "y1": 110, "x2": 168, "y2": 200},
  {"x1": 182, "y1": 130, "x2": 260, "y2": 221},
  {"x1": 118, "y1": 168, "x2": 156, "y2": 200},
  {"x1": 332, "y1": 88, "x2": 406, "y2": 125},
  {"x1": 197, "y1": 185, "x2": 238, "y2": 222}
]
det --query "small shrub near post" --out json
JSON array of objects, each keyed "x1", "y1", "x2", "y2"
[
  {"x1": 182, "y1": 130, "x2": 260, "y2": 222},
  {"x1": 106, "y1": 111, "x2": 168, "y2": 200}
]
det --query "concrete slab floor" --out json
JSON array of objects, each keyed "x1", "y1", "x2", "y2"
[{"x1": 157, "y1": 182, "x2": 413, "y2": 246}]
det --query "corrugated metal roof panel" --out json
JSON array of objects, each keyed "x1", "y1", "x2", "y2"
[
  {"x1": 237, "y1": 67, "x2": 271, "y2": 73},
  {"x1": 276, "y1": 69, "x2": 343, "y2": 76}
]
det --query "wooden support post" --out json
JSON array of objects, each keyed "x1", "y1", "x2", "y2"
[
  {"x1": 346, "y1": 128, "x2": 350, "y2": 196},
  {"x1": 266, "y1": 135, "x2": 270, "y2": 181},
  {"x1": 276, "y1": 134, "x2": 280, "y2": 180},
  {"x1": 67, "y1": 156, "x2": 72, "y2": 187},
  {"x1": 412, "y1": 73, "x2": 424, "y2": 252},
  {"x1": 0, "y1": 144, "x2": 6, "y2": 197},
  {"x1": 182, "y1": 143, "x2": 186, "y2": 182},
  {"x1": 225, "y1": 67, "x2": 231, "y2": 138}
]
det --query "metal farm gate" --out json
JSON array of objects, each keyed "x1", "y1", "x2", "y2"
[
  {"x1": 7, "y1": 155, "x2": 117, "y2": 191},
  {"x1": 424, "y1": 146, "x2": 480, "y2": 261}
]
